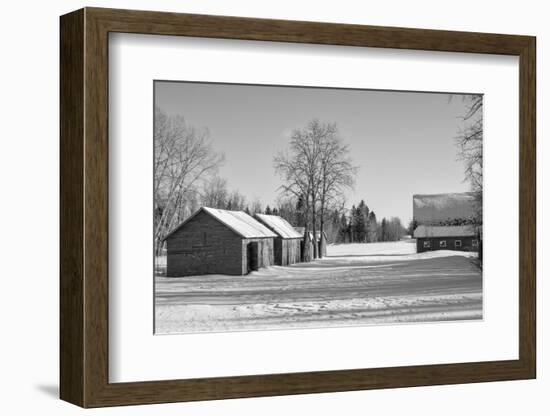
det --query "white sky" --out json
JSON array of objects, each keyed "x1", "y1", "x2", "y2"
[{"x1": 155, "y1": 81, "x2": 477, "y2": 224}]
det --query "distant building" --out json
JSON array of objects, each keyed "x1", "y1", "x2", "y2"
[
  {"x1": 294, "y1": 227, "x2": 328, "y2": 258},
  {"x1": 414, "y1": 225, "x2": 479, "y2": 253},
  {"x1": 255, "y1": 214, "x2": 302, "y2": 266},
  {"x1": 412, "y1": 192, "x2": 480, "y2": 253},
  {"x1": 163, "y1": 207, "x2": 276, "y2": 277}
]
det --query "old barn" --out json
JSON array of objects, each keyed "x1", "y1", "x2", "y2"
[
  {"x1": 255, "y1": 214, "x2": 302, "y2": 266},
  {"x1": 412, "y1": 192, "x2": 480, "y2": 253},
  {"x1": 414, "y1": 225, "x2": 478, "y2": 253},
  {"x1": 163, "y1": 207, "x2": 276, "y2": 277}
]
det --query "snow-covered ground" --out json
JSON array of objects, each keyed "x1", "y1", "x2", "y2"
[{"x1": 155, "y1": 241, "x2": 482, "y2": 334}]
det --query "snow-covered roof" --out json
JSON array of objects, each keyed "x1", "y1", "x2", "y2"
[
  {"x1": 413, "y1": 225, "x2": 477, "y2": 238},
  {"x1": 413, "y1": 192, "x2": 477, "y2": 224},
  {"x1": 164, "y1": 207, "x2": 277, "y2": 240},
  {"x1": 255, "y1": 214, "x2": 303, "y2": 239},
  {"x1": 294, "y1": 227, "x2": 305, "y2": 235}
]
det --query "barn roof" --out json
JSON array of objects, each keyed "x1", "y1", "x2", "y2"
[
  {"x1": 255, "y1": 214, "x2": 303, "y2": 239},
  {"x1": 413, "y1": 225, "x2": 477, "y2": 238},
  {"x1": 413, "y1": 192, "x2": 477, "y2": 224},
  {"x1": 164, "y1": 207, "x2": 277, "y2": 240}
]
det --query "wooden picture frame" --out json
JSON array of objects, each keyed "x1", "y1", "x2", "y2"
[{"x1": 60, "y1": 7, "x2": 536, "y2": 408}]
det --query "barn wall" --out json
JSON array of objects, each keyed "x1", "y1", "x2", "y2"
[
  {"x1": 241, "y1": 238, "x2": 274, "y2": 274},
  {"x1": 274, "y1": 238, "x2": 283, "y2": 266},
  {"x1": 416, "y1": 236, "x2": 479, "y2": 253},
  {"x1": 274, "y1": 238, "x2": 301, "y2": 266},
  {"x1": 285, "y1": 239, "x2": 302, "y2": 265},
  {"x1": 165, "y1": 211, "x2": 243, "y2": 276}
]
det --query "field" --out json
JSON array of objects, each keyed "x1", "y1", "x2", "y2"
[{"x1": 155, "y1": 240, "x2": 482, "y2": 334}]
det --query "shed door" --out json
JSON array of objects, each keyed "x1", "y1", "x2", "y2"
[{"x1": 248, "y1": 242, "x2": 259, "y2": 272}]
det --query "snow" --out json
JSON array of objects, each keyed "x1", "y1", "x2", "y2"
[
  {"x1": 201, "y1": 207, "x2": 277, "y2": 238},
  {"x1": 155, "y1": 241, "x2": 482, "y2": 334},
  {"x1": 164, "y1": 207, "x2": 277, "y2": 240},
  {"x1": 255, "y1": 214, "x2": 303, "y2": 239}
]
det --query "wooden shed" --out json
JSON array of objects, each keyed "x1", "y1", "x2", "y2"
[
  {"x1": 412, "y1": 192, "x2": 481, "y2": 254},
  {"x1": 255, "y1": 214, "x2": 303, "y2": 266},
  {"x1": 163, "y1": 207, "x2": 276, "y2": 277}
]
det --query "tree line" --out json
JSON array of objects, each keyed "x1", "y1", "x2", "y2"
[{"x1": 337, "y1": 200, "x2": 406, "y2": 243}]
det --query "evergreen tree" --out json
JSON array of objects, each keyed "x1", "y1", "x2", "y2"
[
  {"x1": 338, "y1": 213, "x2": 348, "y2": 243},
  {"x1": 349, "y1": 205, "x2": 357, "y2": 243},
  {"x1": 295, "y1": 195, "x2": 306, "y2": 227},
  {"x1": 265, "y1": 205, "x2": 272, "y2": 215},
  {"x1": 355, "y1": 200, "x2": 369, "y2": 242},
  {"x1": 379, "y1": 217, "x2": 388, "y2": 241},
  {"x1": 367, "y1": 211, "x2": 378, "y2": 242},
  {"x1": 407, "y1": 219, "x2": 418, "y2": 237},
  {"x1": 353, "y1": 205, "x2": 366, "y2": 242}
]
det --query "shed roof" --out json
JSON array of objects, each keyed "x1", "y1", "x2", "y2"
[
  {"x1": 413, "y1": 225, "x2": 477, "y2": 238},
  {"x1": 164, "y1": 207, "x2": 277, "y2": 240},
  {"x1": 255, "y1": 214, "x2": 303, "y2": 239}
]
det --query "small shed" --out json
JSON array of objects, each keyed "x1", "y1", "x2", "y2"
[
  {"x1": 163, "y1": 207, "x2": 276, "y2": 277},
  {"x1": 414, "y1": 225, "x2": 479, "y2": 253},
  {"x1": 255, "y1": 214, "x2": 303, "y2": 266}
]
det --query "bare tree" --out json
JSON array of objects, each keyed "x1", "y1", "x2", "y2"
[
  {"x1": 274, "y1": 119, "x2": 357, "y2": 259},
  {"x1": 200, "y1": 176, "x2": 229, "y2": 208},
  {"x1": 317, "y1": 123, "x2": 358, "y2": 257},
  {"x1": 456, "y1": 95, "x2": 483, "y2": 224},
  {"x1": 273, "y1": 148, "x2": 314, "y2": 261},
  {"x1": 249, "y1": 198, "x2": 264, "y2": 214},
  {"x1": 227, "y1": 190, "x2": 247, "y2": 211},
  {"x1": 154, "y1": 107, "x2": 224, "y2": 255}
]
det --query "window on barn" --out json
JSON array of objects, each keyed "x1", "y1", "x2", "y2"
[
  {"x1": 203, "y1": 232, "x2": 207, "y2": 245},
  {"x1": 423, "y1": 241, "x2": 431, "y2": 248},
  {"x1": 439, "y1": 241, "x2": 447, "y2": 248},
  {"x1": 472, "y1": 239, "x2": 479, "y2": 247},
  {"x1": 455, "y1": 240, "x2": 462, "y2": 248}
]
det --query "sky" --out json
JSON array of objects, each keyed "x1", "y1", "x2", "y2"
[{"x1": 155, "y1": 81, "x2": 478, "y2": 224}]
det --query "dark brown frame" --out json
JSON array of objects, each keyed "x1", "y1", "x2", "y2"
[{"x1": 60, "y1": 7, "x2": 536, "y2": 408}]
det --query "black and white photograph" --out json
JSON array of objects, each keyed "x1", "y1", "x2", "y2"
[{"x1": 153, "y1": 81, "x2": 483, "y2": 334}]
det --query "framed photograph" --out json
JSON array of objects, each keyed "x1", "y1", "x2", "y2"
[{"x1": 60, "y1": 7, "x2": 536, "y2": 408}]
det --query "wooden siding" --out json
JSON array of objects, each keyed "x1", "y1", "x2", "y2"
[
  {"x1": 240, "y1": 238, "x2": 274, "y2": 274},
  {"x1": 416, "y1": 236, "x2": 479, "y2": 253},
  {"x1": 165, "y1": 210, "x2": 244, "y2": 276},
  {"x1": 274, "y1": 238, "x2": 301, "y2": 266}
]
